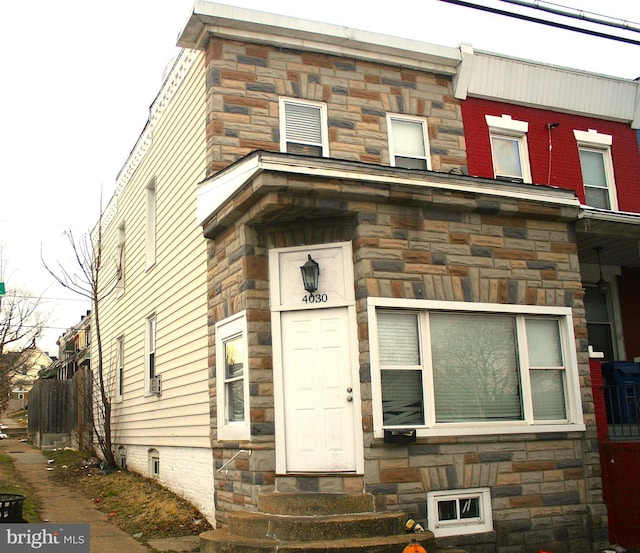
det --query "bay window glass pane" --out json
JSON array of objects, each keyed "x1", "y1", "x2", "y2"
[
  {"x1": 526, "y1": 319, "x2": 562, "y2": 367},
  {"x1": 227, "y1": 380, "x2": 244, "y2": 422},
  {"x1": 378, "y1": 312, "x2": 420, "y2": 365},
  {"x1": 430, "y1": 313, "x2": 522, "y2": 422},
  {"x1": 225, "y1": 336, "x2": 244, "y2": 422},
  {"x1": 491, "y1": 136, "x2": 522, "y2": 178},
  {"x1": 381, "y1": 369, "x2": 424, "y2": 425},
  {"x1": 225, "y1": 337, "x2": 243, "y2": 378},
  {"x1": 531, "y1": 370, "x2": 566, "y2": 420}
]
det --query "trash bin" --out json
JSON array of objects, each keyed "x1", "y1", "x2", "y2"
[
  {"x1": 603, "y1": 362, "x2": 640, "y2": 424},
  {"x1": 0, "y1": 493, "x2": 26, "y2": 522}
]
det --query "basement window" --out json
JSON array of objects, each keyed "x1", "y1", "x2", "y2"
[{"x1": 427, "y1": 488, "x2": 492, "y2": 537}]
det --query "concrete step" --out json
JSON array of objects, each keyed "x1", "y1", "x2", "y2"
[
  {"x1": 258, "y1": 492, "x2": 375, "y2": 516},
  {"x1": 200, "y1": 527, "x2": 438, "y2": 553},
  {"x1": 228, "y1": 510, "x2": 406, "y2": 541}
]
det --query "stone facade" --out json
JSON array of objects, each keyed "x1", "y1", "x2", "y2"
[
  {"x1": 199, "y1": 30, "x2": 606, "y2": 553},
  {"x1": 203, "y1": 37, "x2": 465, "y2": 175}
]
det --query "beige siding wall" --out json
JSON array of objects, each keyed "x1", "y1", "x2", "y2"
[{"x1": 95, "y1": 51, "x2": 209, "y2": 448}]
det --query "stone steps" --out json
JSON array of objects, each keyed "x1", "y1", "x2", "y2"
[
  {"x1": 200, "y1": 527, "x2": 436, "y2": 553},
  {"x1": 228, "y1": 510, "x2": 405, "y2": 541},
  {"x1": 200, "y1": 492, "x2": 467, "y2": 553}
]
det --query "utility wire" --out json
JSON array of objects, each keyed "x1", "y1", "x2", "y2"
[
  {"x1": 437, "y1": 0, "x2": 640, "y2": 46},
  {"x1": 498, "y1": 0, "x2": 640, "y2": 34}
]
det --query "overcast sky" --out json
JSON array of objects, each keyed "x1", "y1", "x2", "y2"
[{"x1": 1, "y1": 0, "x2": 639, "y2": 355}]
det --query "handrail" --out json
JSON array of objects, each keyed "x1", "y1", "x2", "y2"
[{"x1": 217, "y1": 449, "x2": 251, "y2": 474}]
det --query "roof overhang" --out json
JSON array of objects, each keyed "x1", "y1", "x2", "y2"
[
  {"x1": 178, "y1": 1, "x2": 461, "y2": 75},
  {"x1": 197, "y1": 151, "x2": 580, "y2": 238},
  {"x1": 576, "y1": 207, "x2": 640, "y2": 267}
]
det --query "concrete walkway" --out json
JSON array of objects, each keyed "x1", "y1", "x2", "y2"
[{"x1": 1, "y1": 416, "x2": 200, "y2": 553}]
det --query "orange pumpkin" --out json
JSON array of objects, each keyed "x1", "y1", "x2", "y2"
[{"x1": 403, "y1": 539, "x2": 427, "y2": 553}]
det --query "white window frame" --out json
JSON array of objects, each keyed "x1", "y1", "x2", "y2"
[
  {"x1": 115, "y1": 335, "x2": 124, "y2": 402},
  {"x1": 116, "y1": 224, "x2": 126, "y2": 295},
  {"x1": 215, "y1": 311, "x2": 250, "y2": 441},
  {"x1": 148, "y1": 449, "x2": 160, "y2": 478},
  {"x1": 145, "y1": 314, "x2": 157, "y2": 396},
  {"x1": 279, "y1": 97, "x2": 329, "y2": 157},
  {"x1": 574, "y1": 129, "x2": 618, "y2": 211},
  {"x1": 145, "y1": 178, "x2": 157, "y2": 270},
  {"x1": 486, "y1": 114, "x2": 531, "y2": 183},
  {"x1": 368, "y1": 298, "x2": 584, "y2": 438},
  {"x1": 427, "y1": 488, "x2": 493, "y2": 537},
  {"x1": 387, "y1": 113, "x2": 431, "y2": 170}
]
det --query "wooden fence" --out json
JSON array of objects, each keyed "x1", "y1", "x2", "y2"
[{"x1": 28, "y1": 367, "x2": 92, "y2": 452}]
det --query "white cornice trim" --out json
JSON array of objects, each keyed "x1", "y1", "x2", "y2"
[
  {"x1": 197, "y1": 153, "x2": 579, "y2": 227},
  {"x1": 178, "y1": 2, "x2": 461, "y2": 75}
]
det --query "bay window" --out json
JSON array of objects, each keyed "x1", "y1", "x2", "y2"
[{"x1": 370, "y1": 299, "x2": 584, "y2": 437}]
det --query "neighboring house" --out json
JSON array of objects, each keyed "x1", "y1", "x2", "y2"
[
  {"x1": 56, "y1": 310, "x2": 91, "y2": 380},
  {"x1": 455, "y1": 49, "x2": 640, "y2": 547},
  {"x1": 8, "y1": 346, "x2": 53, "y2": 394}
]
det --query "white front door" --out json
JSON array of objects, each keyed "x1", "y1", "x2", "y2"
[{"x1": 281, "y1": 307, "x2": 357, "y2": 472}]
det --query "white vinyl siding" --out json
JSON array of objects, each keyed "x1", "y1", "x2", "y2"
[
  {"x1": 94, "y1": 51, "x2": 210, "y2": 448},
  {"x1": 369, "y1": 298, "x2": 584, "y2": 438},
  {"x1": 279, "y1": 97, "x2": 329, "y2": 156}
]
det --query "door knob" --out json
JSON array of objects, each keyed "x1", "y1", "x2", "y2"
[
  {"x1": 347, "y1": 395, "x2": 353, "y2": 402},
  {"x1": 346, "y1": 387, "x2": 352, "y2": 393}
]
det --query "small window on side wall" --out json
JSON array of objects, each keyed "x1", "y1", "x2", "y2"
[
  {"x1": 280, "y1": 98, "x2": 328, "y2": 157},
  {"x1": 485, "y1": 114, "x2": 531, "y2": 183},
  {"x1": 387, "y1": 114, "x2": 430, "y2": 170},
  {"x1": 216, "y1": 311, "x2": 250, "y2": 441}
]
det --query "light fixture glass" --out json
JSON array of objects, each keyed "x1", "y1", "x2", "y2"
[
  {"x1": 300, "y1": 254, "x2": 320, "y2": 294},
  {"x1": 594, "y1": 246, "x2": 608, "y2": 296}
]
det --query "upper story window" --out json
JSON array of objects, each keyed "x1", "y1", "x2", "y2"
[
  {"x1": 116, "y1": 224, "x2": 126, "y2": 295},
  {"x1": 574, "y1": 129, "x2": 617, "y2": 210},
  {"x1": 279, "y1": 97, "x2": 329, "y2": 157},
  {"x1": 387, "y1": 114, "x2": 430, "y2": 170},
  {"x1": 368, "y1": 298, "x2": 584, "y2": 438},
  {"x1": 486, "y1": 114, "x2": 531, "y2": 183},
  {"x1": 116, "y1": 335, "x2": 124, "y2": 401},
  {"x1": 145, "y1": 178, "x2": 157, "y2": 270},
  {"x1": 216, "y1": 311, "x2": 250, "y2": 441}
]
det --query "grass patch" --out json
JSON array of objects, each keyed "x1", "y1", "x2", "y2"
[
  {"x1": 48, "y1": 449, "x2": 212, "y2": 539},
  {"x1": 0, "y1": 451, "x2": 40, "y2": 522}
]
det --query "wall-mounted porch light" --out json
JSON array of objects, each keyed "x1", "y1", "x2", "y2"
[{"x1": 300, "y1": 254, "x2": 320, "y2": 294}]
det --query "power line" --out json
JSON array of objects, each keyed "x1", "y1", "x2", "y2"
[
  {"x1": 498, "y1": 0, "x2": 640, "y2": 33},
  {"x1": 437, "y1": 0, "x2": 640, "y2": 46}
]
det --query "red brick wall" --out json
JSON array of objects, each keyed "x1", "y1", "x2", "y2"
[
  {"x1": 461, "y1": 98, "x2": 640, "y2": 212},
  {"x1": 600, "y1": 441, "x2": 640, "y2": 549}
]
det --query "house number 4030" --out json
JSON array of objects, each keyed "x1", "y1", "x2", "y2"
[{"x1": 302, "y1": 293, "x2": 328, "y2": 303}]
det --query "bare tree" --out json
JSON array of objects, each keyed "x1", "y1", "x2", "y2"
[
  {"x1": 0, "y1": 263, "x2": 49, "y2": 412},
  {"x1": 43, "y1": 220, "x2": 121, "y2": 468}
]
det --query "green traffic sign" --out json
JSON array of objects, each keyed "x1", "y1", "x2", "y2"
[{"x1": 0, "y1": 282, "x2": 4, "y2": 296}]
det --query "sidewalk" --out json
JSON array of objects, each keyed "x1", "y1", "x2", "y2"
[{"x1": 0, "y1": 420, "x2": 200, "y2": 553}]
